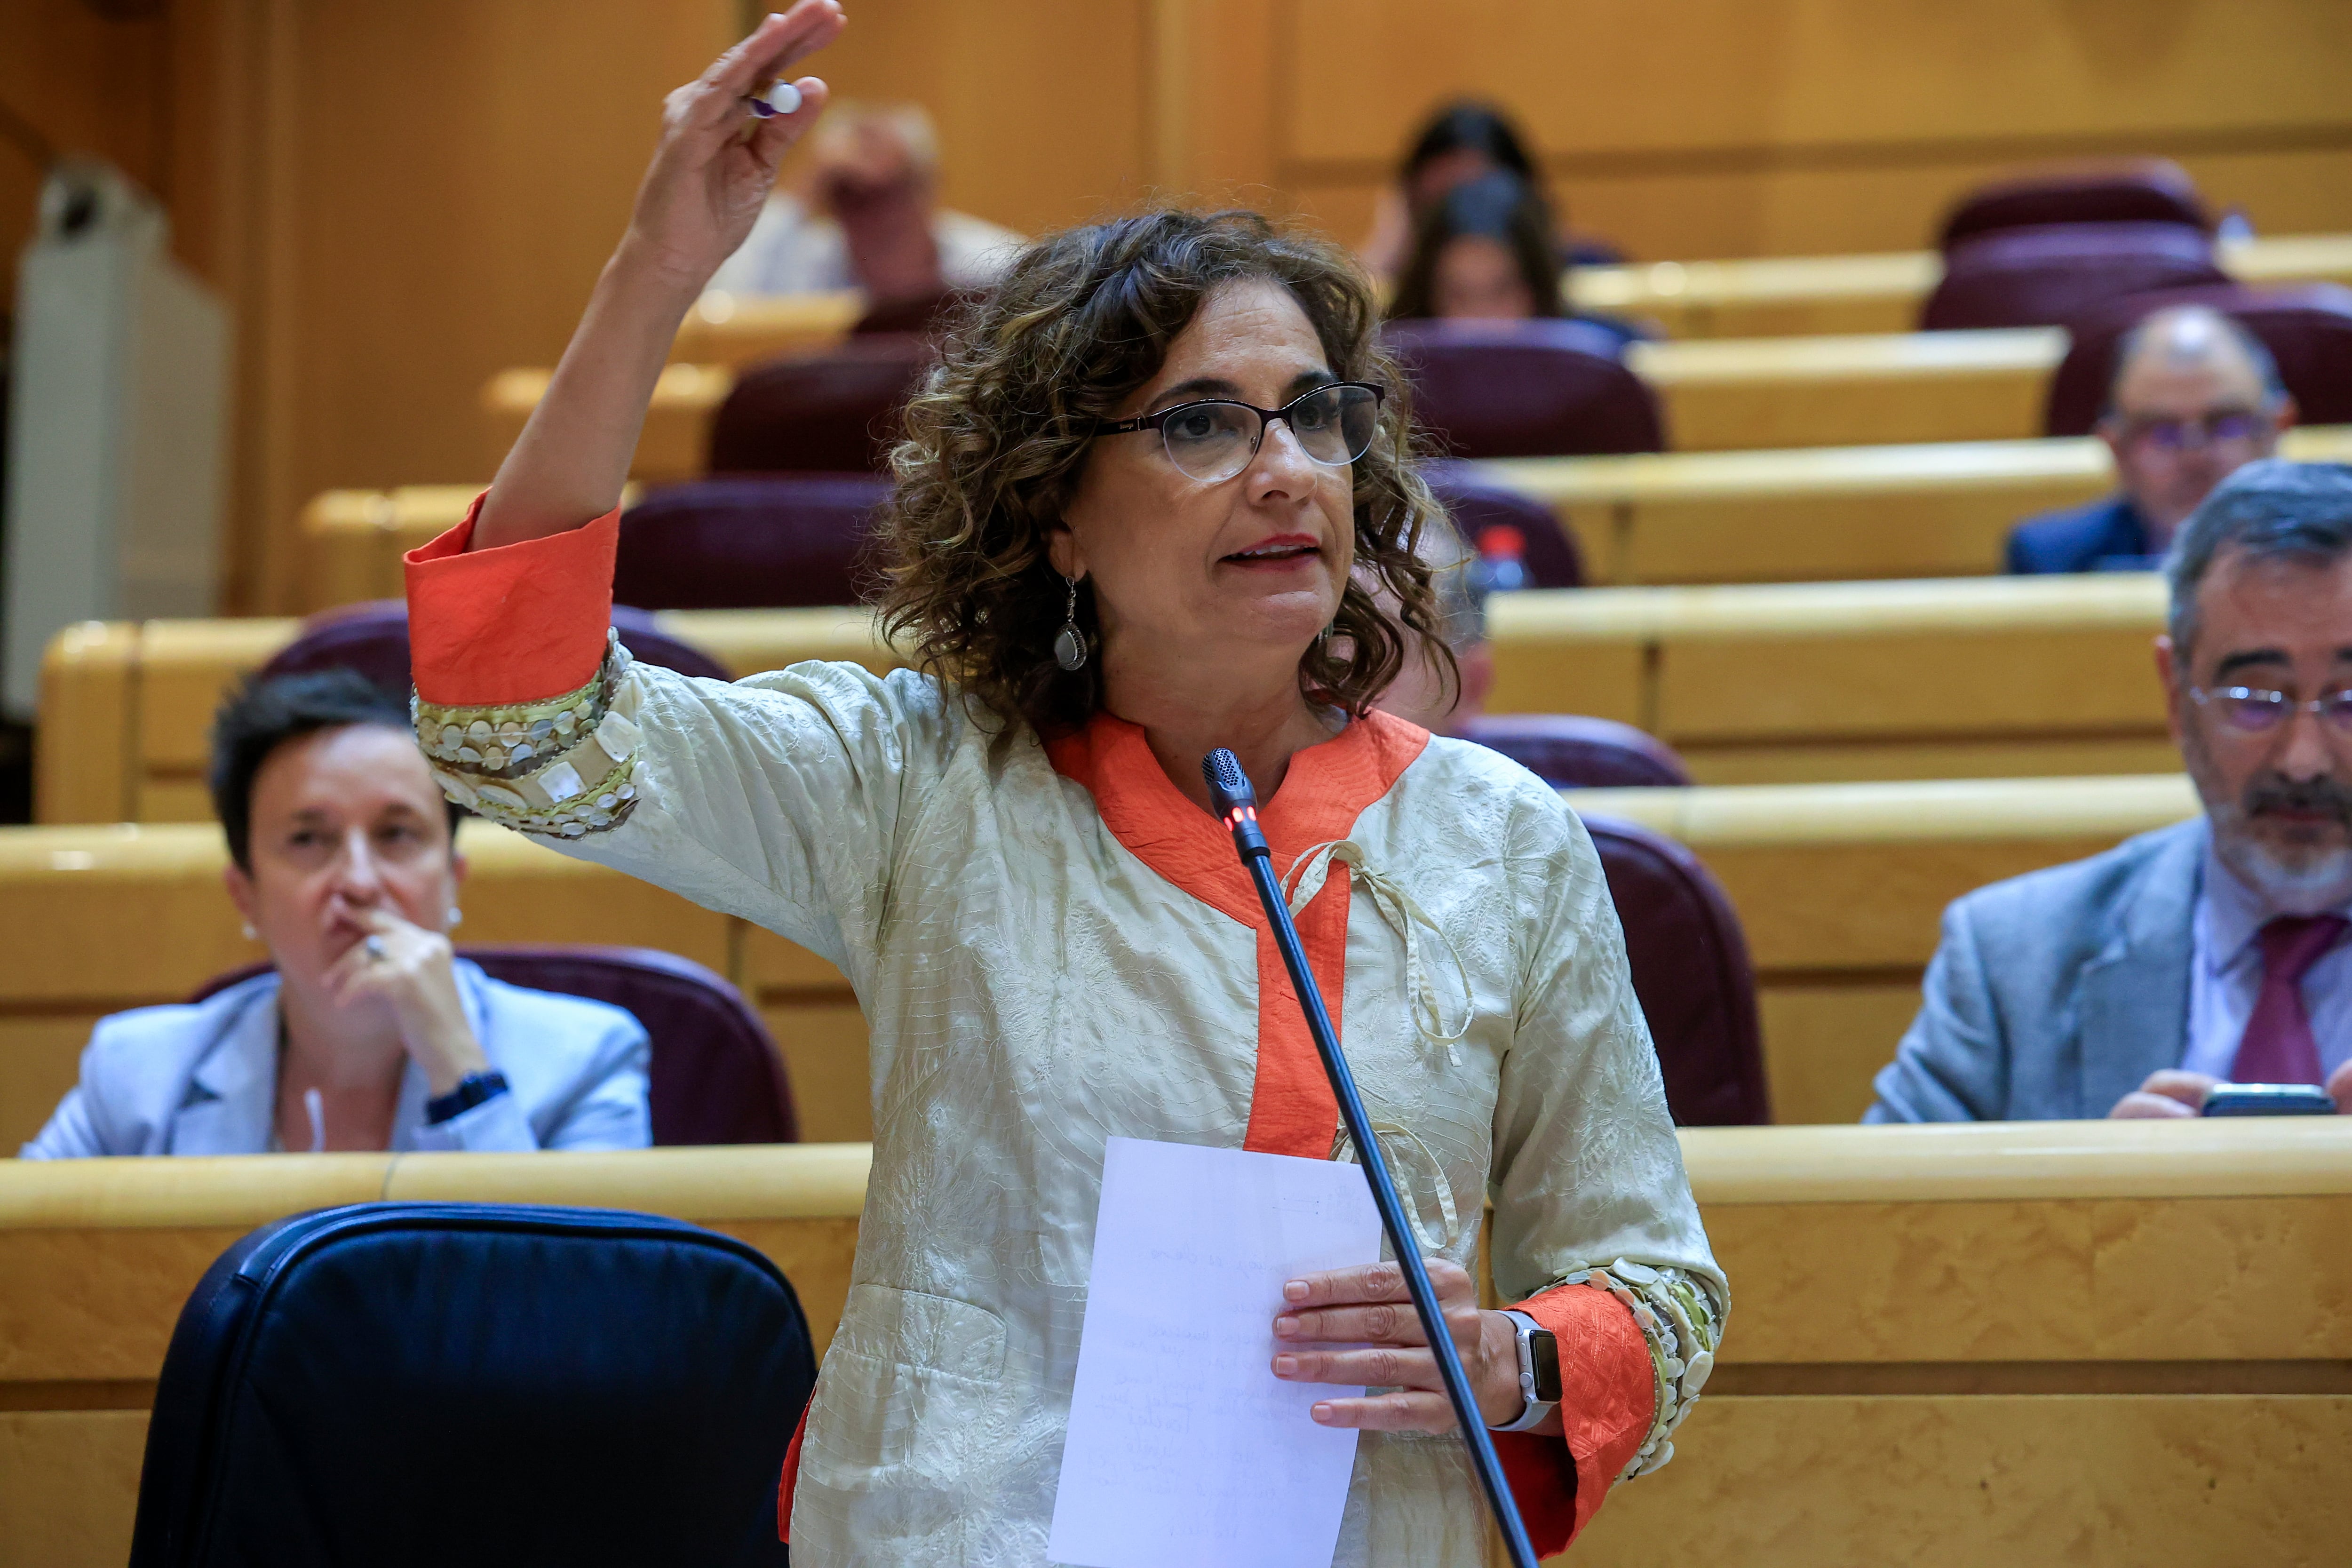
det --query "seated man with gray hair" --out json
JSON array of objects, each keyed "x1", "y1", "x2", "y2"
[
  {"x1": 2006, "y1": 304, "x2": 2295, "y2": 573},
  {"x1": 1873, "y1": 460, "x2": 2352, "y2": 1120}
]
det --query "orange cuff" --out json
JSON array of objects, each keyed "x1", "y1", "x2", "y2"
[
  {"x1": 402, "y1": 491, "x2": 620, "y2": 705},
  {"x1": 1492, "y1": 1280, "x2": 1657, "y2": 1554}
]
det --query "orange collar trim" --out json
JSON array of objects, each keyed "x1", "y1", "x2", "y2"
[{"x1": 1045, "y1": 708, "x2": 1429, "y2": 917}]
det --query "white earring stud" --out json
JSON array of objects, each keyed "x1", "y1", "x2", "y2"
[
  {"x1": 447, "y1": 907, "x2": 463, "y2": 929},
  {"x1": 240, "y1": 922, "x2": 257, "y2": 940}
]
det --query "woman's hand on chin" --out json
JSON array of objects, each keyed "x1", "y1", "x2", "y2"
[
  {"x1": 323, "y1": 909, "x2": 488, "y2": 1098},
  {"x1": 1269, "y1": 1259, "x2": 1526, "y2": 1432},
  {"x1": 620, "y1": 0, "x2": 844, "y2": 295}
]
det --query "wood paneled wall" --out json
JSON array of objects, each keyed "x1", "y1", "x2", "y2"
[
  {"x1": 19, "y1": 0, "x2": 2352, "y2": 616},
  {"x1": 1251, "y1": 0, "x2": 2352, "y2": 261},
  {"x1": 0, "y1": 3, "x2": 175, "y2": 312}
]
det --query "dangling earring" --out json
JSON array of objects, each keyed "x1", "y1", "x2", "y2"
[
  {"x1": 1053, "y1": 574, "x2": 1088, "y2": 672},
  {"x1": 1318, "y1": 624, "x2": 1334, "y2": 647}
]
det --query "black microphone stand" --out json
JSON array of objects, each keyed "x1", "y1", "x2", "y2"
[{"x1": 1202, "y1": 748, "x2": 1541, "y2": 1568}]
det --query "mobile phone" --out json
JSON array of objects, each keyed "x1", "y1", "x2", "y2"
[{"x1": 2202, "y1": 1083, "x2": 2338, "y2": 1116}]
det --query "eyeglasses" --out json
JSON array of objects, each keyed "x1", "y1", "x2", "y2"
[
  {"x1": 2190, "y1": 685, "x2": 2352, "y2": 734},
  {"x1": 1095, "y1": 382, "x2": 1384, "y2": 484},
  {"x1": 2112, "y1": 409, "x2": 2268, "y2": 453}
]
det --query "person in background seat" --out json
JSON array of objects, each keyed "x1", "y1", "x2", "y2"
[
  {"x1": 1359, "y1": 101, "x2": 1622, "y2": 284},
  {"x1": 1874, "y1": 461, "x2": 2352, "y2": 1121},
  {"x1": 1387, "y1": 172, "x2": 1561, "y2": 324},
  {"x1": 21, "y1": 670, "x2": 650, "y2": 1158},
  {"x1": 707, "y1": 98, "x2": 1023, "y2": 305},
  {"x1": 2007, "y1": 304, "x2": 2294, "y2": 573}
]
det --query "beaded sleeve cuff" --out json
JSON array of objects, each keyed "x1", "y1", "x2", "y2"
[
  {"x1": 1563, "y1": 1260, "x2": 1722, "y2": 1481},
  {"x1": 412, "y1": 630, "x2": 644, "y2": 839}
]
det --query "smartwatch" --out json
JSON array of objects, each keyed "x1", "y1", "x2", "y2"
[
  {"x1": 1490, "y1": 1309, "x2": 1562, "y2": 1432},
  {"x1": 425, "y1": 1071, "x2": 510, "y2": 1126}
]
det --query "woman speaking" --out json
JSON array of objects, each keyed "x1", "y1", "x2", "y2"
[{"x1": 405, "y1": 6, "x2": 1723, "y2": 1561}]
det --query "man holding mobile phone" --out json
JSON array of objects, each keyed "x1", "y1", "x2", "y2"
[{"x1": 1870, "y1": 460, "x2": 2352, "y2": 1122}]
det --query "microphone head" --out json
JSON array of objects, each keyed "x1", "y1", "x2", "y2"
[{"x1": 1201, "y1": 748, "x2": 1258, "y2": 815}]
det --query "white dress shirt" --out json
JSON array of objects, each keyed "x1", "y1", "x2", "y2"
[
  {"x1": 2183, "y1": 846, "x2": 2352, "y2": 1080},
  {"x1": 705, "y1": 191, "x2": 1025, "y2": 299}
]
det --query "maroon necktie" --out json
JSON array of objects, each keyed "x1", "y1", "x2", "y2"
[{"x1": 2229, "y1": 915, "x2": 2348, "y2": 1084}]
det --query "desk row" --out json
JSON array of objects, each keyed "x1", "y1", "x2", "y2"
[
  {"x1": 40, "y1": 577, "x2": 2192, "y2": 826},
  {"x1": 5, "y1": 1125, "x2": 2347, "y2": 1567}
]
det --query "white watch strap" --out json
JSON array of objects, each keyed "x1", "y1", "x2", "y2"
[{"x1": 1489, "y1": 1309, "x2": 1557, "y2": 1433}]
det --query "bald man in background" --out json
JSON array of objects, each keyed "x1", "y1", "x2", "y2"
[{"x1": 2007, "y1": 305, "x2": 2296, "y2": 573}]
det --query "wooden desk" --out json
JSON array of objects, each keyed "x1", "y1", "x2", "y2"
[
  {"x1": 7, "y1": 1123, "x2": 2346, "y2": 1568},
  {"x1": 38, "y1": 577, "x2": 2175, "y2": 825},
  {"x1": 1485, "y1": 573, "x2": 2177, "y2": 784},
  {"x1": 1570, "y1": 231, "x2": 2352, "y2": 341},
  {"x1": 1478, "y1": 425, "x2": 2352, "y2": 585},
  {"x1": 0, "y1": 772, "x2": 2198, "y2": 1140},
  {"x1": 0, "y1": 821, "x2": 875, "y2": 1154},
  {"x1": 1578, "y1": 773, "x2": 2198, "y2": 1123},
  {"x1": 669, "y1": 288, "x2": 862, "y2": 366},
  {"x1": 644, "y1": 237, "x2": 2352, "y2": 360},
  {"x1": 294, "y1": 426, "x2": 2352, "y2": 605},
  {"x1": 0, "y1": 1144, "x2": 869, "y2": 1568},
  {"x1": 480, "y1": 327, "x2": 2068, "y2": 480}
]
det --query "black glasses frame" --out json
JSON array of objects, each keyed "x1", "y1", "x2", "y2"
[{"x1": 1095, "y1": 381, "x2": 1386, "y2": 467}]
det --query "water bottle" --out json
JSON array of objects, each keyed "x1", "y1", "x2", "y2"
[{"x1": 1466, "y1": 525, "x2": 1530, "y2": 633}]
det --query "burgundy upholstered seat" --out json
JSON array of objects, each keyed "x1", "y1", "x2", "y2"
[
  {"x1": 615, "y1": 474, "x2": 892, "y2": 611},
  {"x1": 190, "y1": 946, "x2": 796, "y2": 1146},
  {"x1": 1457, "y1": 714, "x2": 1690, "y2": 789},
  {"x1": 850, "y1": 288, "x2": 980, "y2": 338},
  {"x1": 259, "y1": 600, "x2": 730, "y2": 693},
  {"x1": 1582, "y1": 814, "x2": 1769, "y2": 1126},
  {"x1": 1383, "y1": 318, "x2": 1665, "y2": 459},
  {"x1": 1919, "y1": 222, "x2": 2227, "y2": 332},
  {"x1": 2042, "y1": 283, "x2": 2352, "y2": 436},
  {"x1": 1937, "y1": 160, "x2": 2209, "y2": 251},
  {"x1": 707, "y1": 335, "x2": 934, "y2": 473},
  {"x1": 1422, "y1": 462, "x2": 1581, "y2": 588}
]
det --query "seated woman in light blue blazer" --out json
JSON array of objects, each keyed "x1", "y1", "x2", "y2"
[{"x1": 23, "y1": 669, "x2": 651, "y2": 1158}]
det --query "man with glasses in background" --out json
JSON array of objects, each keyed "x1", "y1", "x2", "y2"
[
  {"x1": 2007, "y1": 304, "x2": 2295, "y2": 573},
  {"x1": 1871, "y1": 461, "x2": 2352, "y2": 1120}
]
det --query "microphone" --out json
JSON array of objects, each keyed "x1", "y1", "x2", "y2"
[{"x1": 1200, "y1": 749, "x2": 1540, "y2": 1568}]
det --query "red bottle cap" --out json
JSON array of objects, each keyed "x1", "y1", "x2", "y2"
[{"x1": 1478, "y1": 525, "x2": 1526, "y2": 560}]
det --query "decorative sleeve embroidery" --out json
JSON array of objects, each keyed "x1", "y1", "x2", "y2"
[
  {"x1": 412, "y1": 631, "x2": 645, "y2": 838},
  {"x1": 1564, "y1": 1259, "x2": 1723, "y2": 1480}
]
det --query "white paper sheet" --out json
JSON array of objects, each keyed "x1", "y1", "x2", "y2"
[{"x1": 1048, "y1": 1136, "x2": 1383, "y2": 1568}]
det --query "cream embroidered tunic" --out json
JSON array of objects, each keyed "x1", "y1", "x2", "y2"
[{"x1": 405, "y1": 510, "x2": 1724, "y2": 1566}]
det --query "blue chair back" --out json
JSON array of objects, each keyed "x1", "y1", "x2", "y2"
[{"x1": 130, "y1": 1203, "x2": 813, "y2": 1567}]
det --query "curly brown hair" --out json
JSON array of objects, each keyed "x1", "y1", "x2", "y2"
[{"x1": 874, "y1": 208, "x2": 1455, "y2": 736}]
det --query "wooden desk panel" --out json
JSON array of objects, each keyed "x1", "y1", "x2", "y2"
[
  {"x1": 1631, "y1": 328, "x2": 2066, "y2": 451},
  {"x1": 8, "y1": 1125, "x2": 2349, "y2": 1568},
  {"x1": 485, "y1": 327, "x2": 2071, "y2": 481},
  {"x1": 42, "y1": 581, "x2": 2179, "y2": 823},
  {"x1": 1568, "y1": 232, "x2": 2352, "y2": 342},
  {"x1": 294, "y1": 429, "x2": 2352, "y2": 609},
  {"x1": 0, "y1": 776, "x2": 2199, "y2": 1140},
  {"x1": 1478, "y1": 428, "x2": 2352, "y2": 587}
]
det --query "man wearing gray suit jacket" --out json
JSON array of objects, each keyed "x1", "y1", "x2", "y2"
[{"x1": 1871, "y1": 460, "x2": 2352, "y2": 1121}]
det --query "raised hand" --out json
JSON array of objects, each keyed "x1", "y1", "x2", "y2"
[
  {"x1": 473, "y1": 1, "x2": 846, "y2": 549},
  {"x1": 622, "y1": 2, "x2": 847, "y2": 292}
]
